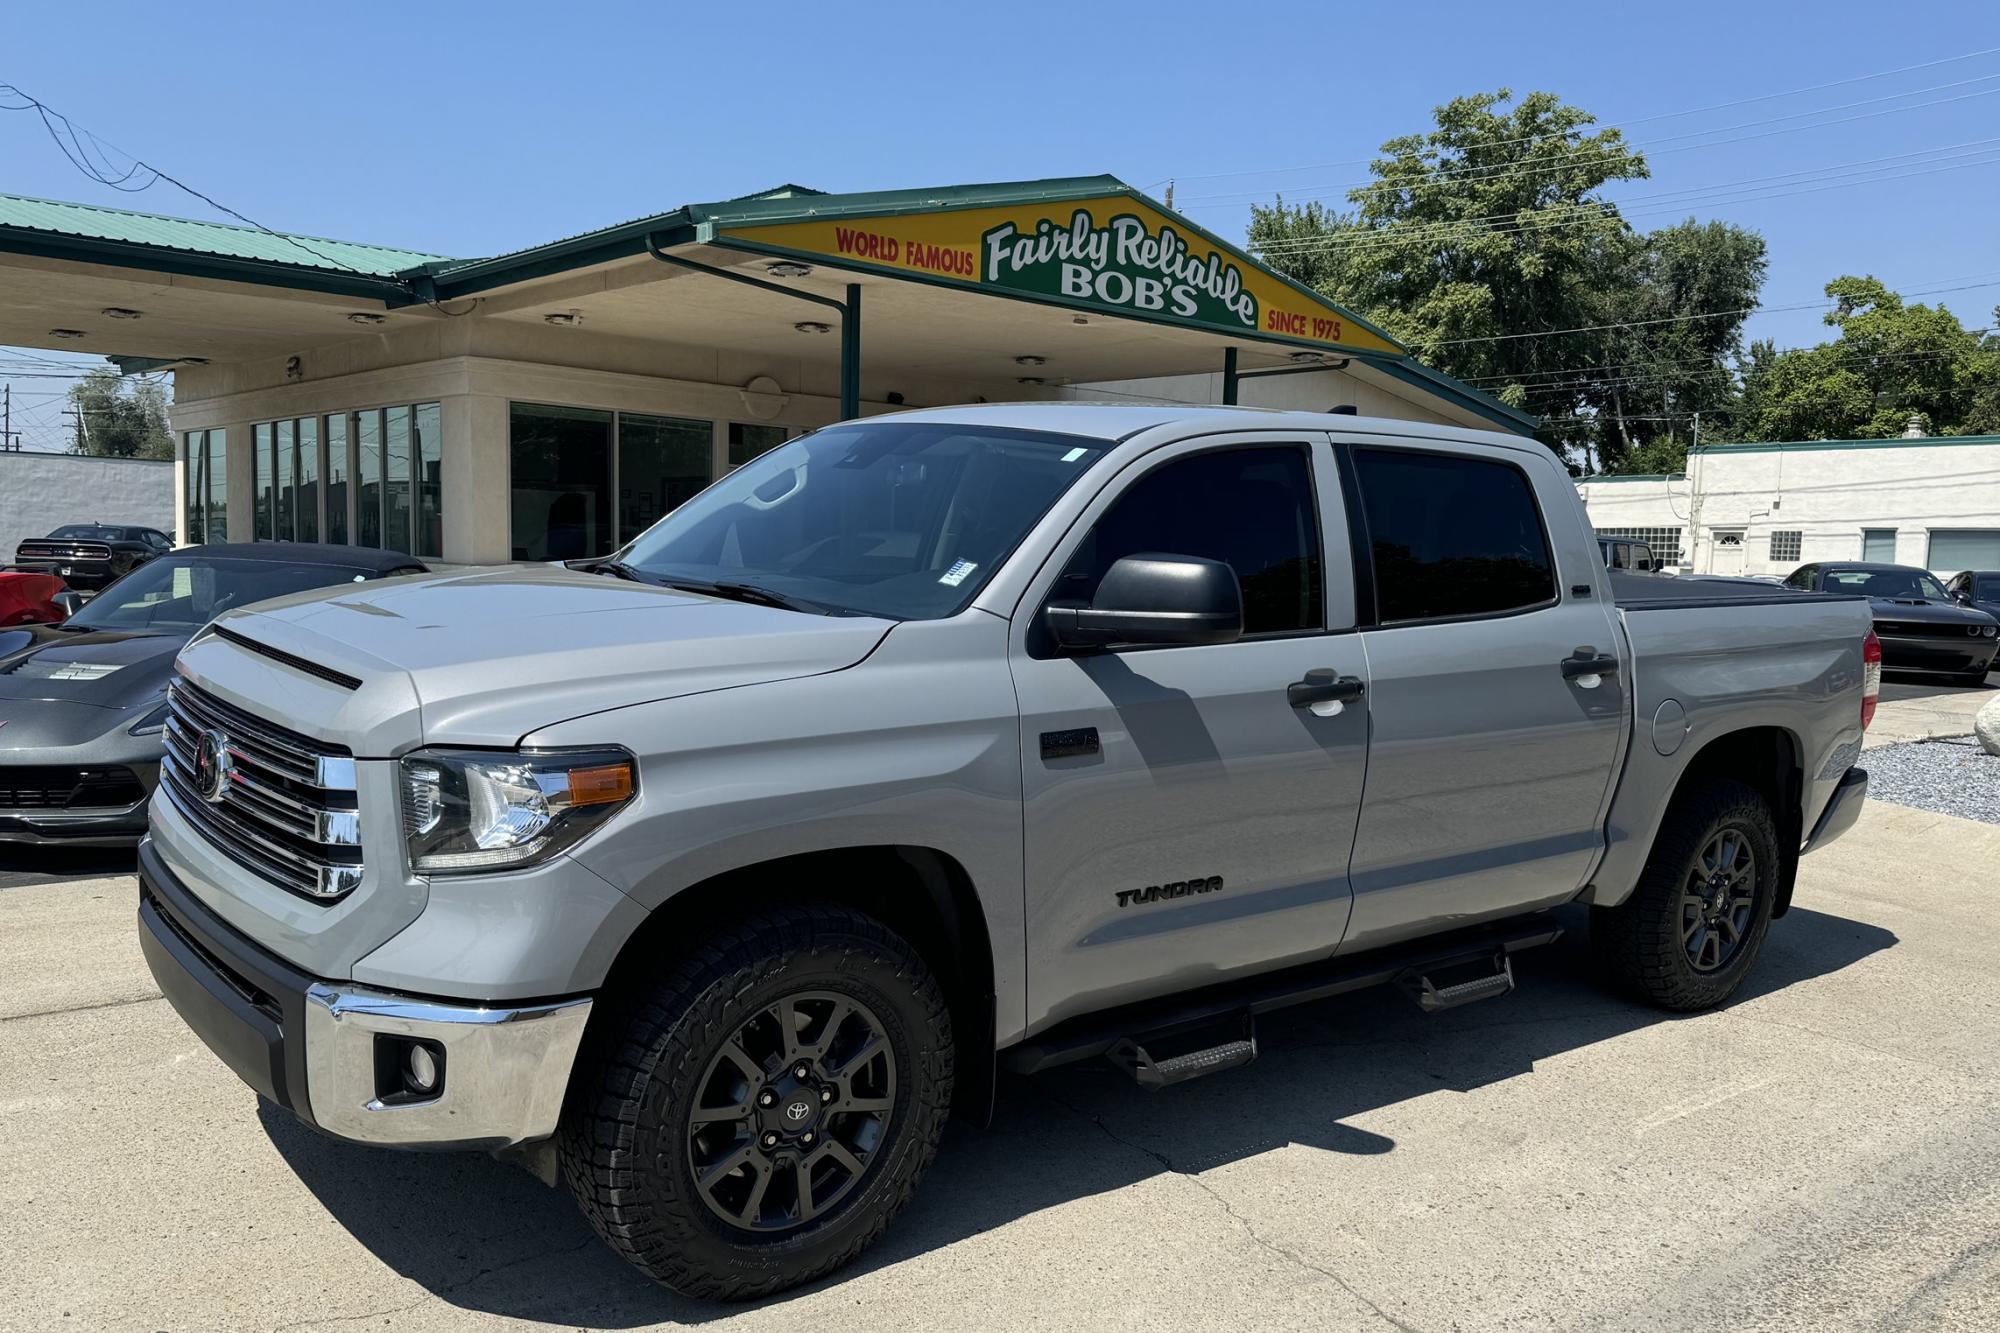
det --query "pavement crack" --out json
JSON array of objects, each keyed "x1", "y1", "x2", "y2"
[
  {"x1": 0, "y1": 993, "x2": 162, "y2": 1025},
  {"x1": 266, "y1": 1239, "x2": 597, "y2": 1332},
  {"x1": 1036, "y1": 1085, "x2": 1425, "y2": 1333}
]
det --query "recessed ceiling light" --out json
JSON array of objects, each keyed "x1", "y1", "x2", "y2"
[
  {"x1": 346, "y1": 312, "x2": 387, "y2": 326},
  {"x1": 1014, "y1": 354, "x2": 1046, "y2": 367},
  {"x1": 766, "y1": 262, "x2": 813, "y2": 278},
  {"x1": 794, "y1": 321, "x2": 832, "y2": 335},
  {"x1": 543, "y1": 310, "x2": 584, "y2": 327},
  {"x1": 48, "y1": 328, "x2": 85, "y2": 340},
  {"x1": 1288, "y1": 351, "x2": 1325, "y2": 364},
  {"x1": 100, "y1": 307, "x2": 142, "y2": 320},
  {"x1": 1016, "y1": 376, "x2": 1046, "y2": 386}
]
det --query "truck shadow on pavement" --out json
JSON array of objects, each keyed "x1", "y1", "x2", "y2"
[{"x1": 259, "y1": 902, "x2": 1895, "y2": 1327}]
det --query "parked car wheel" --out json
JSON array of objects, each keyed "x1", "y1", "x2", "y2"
[
  {"x1": 1591, "y1": 778, "x2": 1780, "y2": 1011},
  {"x1": 559, "y1": 904, "x2": 954, "y2": 1301}
]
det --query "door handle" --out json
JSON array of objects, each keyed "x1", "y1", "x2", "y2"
[
  {"x1": 1288, "y1": 669, "x2": 1366, "y2": 710},
  {"x1": 1561, "y1": 651, "x2": 1619, "y2": 686}
]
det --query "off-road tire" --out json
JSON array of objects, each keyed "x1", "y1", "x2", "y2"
[
  {"x1": 558, "y1": 905, "x2": 953, "y2": 1300},
  {"x1": 1591, "y1": 778, "x2": 1780, "y2": 1011}
]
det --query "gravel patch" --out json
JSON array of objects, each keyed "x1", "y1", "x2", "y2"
[{"x1": 1862, "y1": 738, "x2": 2000, "y2": 824}]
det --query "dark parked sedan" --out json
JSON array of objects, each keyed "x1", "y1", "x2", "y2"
[
  {"x1": 1784, "y1": 561, "x2": 1999, "y2": 682},
  {"x1": 1946, "y1": 569, "x2": 2000, "y2": 631},
  {"x1": 0, "y1": 542, "x2": 427, "y2": 846},
  {"x1": 13, "y1": 523, "x2": 174, "y2": 590}
]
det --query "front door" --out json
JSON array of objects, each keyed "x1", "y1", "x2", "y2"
[
  {"x1": 1010, "y1": 435, "x2": 1368, "y2": 1032},
  {"x1": 1338, "y1": 441, "x2": 1627, "y2": 952},
  {"x1": 1710, "y1": 527, "x2": 1747, "y2": 575}
]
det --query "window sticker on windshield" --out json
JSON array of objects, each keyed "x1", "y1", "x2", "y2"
[
  {"x1": 1061, "y1": 447, "x2": 1088, "y2": 463},
  {"x1": 939, "y1": 559, "x2": 978, "y2": 587},
  {"x1": 172, "y1": 566, "x2": 193, "y2": 599}
]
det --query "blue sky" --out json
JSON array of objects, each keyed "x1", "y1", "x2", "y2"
[{"x1": 3, "y1": 0, "x2": 1997, "y2": 449}]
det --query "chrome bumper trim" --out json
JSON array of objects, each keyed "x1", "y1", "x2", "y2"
[{"x1": 302, "y1": 984, "x2": 591, "y2": 1149}]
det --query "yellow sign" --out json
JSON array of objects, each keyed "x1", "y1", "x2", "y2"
[{"x1": 718, "y1": 195, "x2": 1402, "y2": 356}]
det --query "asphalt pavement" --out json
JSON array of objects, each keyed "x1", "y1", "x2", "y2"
[{"x1": 4, "y1": 794, "x2": 1998, "y2": 1332}]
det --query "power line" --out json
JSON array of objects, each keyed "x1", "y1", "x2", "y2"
[
  {"x1": 1183, "y1": 72, "x2": 2000, "y2": 209},
  {"x1": 1244, "y1": 137, "x2": 2000, "y2": 258},
  {"x1": 0, "y1": 82, "x2": 407, "y2": 288},
  {"x1": 1157, "y1": 45, "x2": 2000, "y2": 185}
]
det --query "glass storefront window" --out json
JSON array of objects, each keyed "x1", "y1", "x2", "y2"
[
  {"x1": 253, "y1": 422, "x2": 275, "y2": 541},
  {"x1": 325, "y1": 413, "x2": 350, "y2": 545},
  {"x1": 274, "y1": 420, "x2": 297, "y2": 542},
  {"x1": 384, "y1": 406, "x2": 413, "y2": 554},
  {"x1": 728, "y1": 422, "x2": 788, "y2": 467},
  {"x1": 619, "y1": 413, "x2": 710, "y2": 542},
  {"x1": 510, "y1": 403, "x2": 612, "y2": 561},
  {"x1": 357, "y1": 409, "x2": 383, "y2": 548},
  {"x1": 184, "y1": 429, "x2": 228, "y2": 545},
  {"x1": 415, "y1": 403, "x2": 442, "y2": 559},
  {"x1": 296, "y1": 417, "x2": 320, "y2": 544}
]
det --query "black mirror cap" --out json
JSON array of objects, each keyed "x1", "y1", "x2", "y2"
[
  {"x1": 51, "y1": 590, "x2": 86, "y2": 619},
  {"x1": 1046, "y1": 553, "x2": 1244, "y2": 651}
]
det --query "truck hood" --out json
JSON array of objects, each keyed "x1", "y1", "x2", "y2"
[{"x1": 201, "y1": 566, "x2": 894, "y2": 750}]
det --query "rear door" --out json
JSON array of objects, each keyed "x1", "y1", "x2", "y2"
[
  {"x1": 1010, "y1": 433, "x2": 1369, "y2": 1031},
  {"x1": 1338, "y1": 439, "x2": 1627, "y2": 952}
]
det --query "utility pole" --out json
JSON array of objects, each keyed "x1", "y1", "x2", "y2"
[
  {"x1": 1, "y1": 382, "x2": 15, "y2": 451},
  {"x1": 1164, "y1": 179, "x2": 1175, "y2": 210}
]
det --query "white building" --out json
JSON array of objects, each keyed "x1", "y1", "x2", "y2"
[
  {"x1": 1576, "y1": 434, "x2": 2000, "y2": 579},
  {"x1": 0, "y1": 451, "x2": 174, "y2": 561}
]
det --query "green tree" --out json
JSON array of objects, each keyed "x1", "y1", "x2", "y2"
[
  {"x1": 1248, "y1": 89, "x2": 1766, "y2": 472},
  {"x1": 66, "y1": 365, "x2": 173, "y2": 459},
  {"x1": 1731, "y1": 280, "x2": 1990, "y2": 441}
]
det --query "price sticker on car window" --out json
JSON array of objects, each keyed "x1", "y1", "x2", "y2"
[{"x1": 938, "y1": 559, "x2": 978, "y2": 587}]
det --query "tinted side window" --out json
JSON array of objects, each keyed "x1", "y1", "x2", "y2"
[
  {"x1": 1351, "y1": 448, "x2": 1555, "y2": 623},
  {"x1": 1784, "y1": 566, "x2": 1815, "y2": 590},
  {"x1": 1055, "y1": 446, "x2": 1323, "y2": 636}
]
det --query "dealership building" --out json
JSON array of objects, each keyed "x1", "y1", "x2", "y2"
[
  {"x1": 0, "y1": 177, "x2": 1533, "y2": 565},
  {"x1": 1577, "y1": 433, "x2": 2000, "y2": 579}
]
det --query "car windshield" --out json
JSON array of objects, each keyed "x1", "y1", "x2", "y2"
[
  {"x1": 47, "y1": 524, "x2": 132, "y2": 541},
  {"x1": 63, "y1": 556, "x2": 379, "y2": 633},
  {"x1": 616, "y1": 421, "x2": 1111, "y2": 620},
  {"x1": 1825, "y1": 568, "x2": 1950, "y2": 600}
]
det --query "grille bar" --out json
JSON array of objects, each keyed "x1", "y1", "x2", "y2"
[{"x1": 162, "y1": 680, "x2": 364, "y2": 901}]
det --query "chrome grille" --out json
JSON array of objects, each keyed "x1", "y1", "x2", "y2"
[{"x1": 159, "y1": 680, "x2": 363, "y2": 900}]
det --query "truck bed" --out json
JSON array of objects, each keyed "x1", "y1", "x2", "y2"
[{"x1": 1607, "y1": 571, "x2": 1863, "y2": 611}]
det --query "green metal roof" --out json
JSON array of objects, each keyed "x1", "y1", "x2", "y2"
[{"x1": 0, "y1": 192, "x2": 454, "y2": 277}]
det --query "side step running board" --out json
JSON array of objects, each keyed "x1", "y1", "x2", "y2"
[
  {"x1": 1003, "y1": 911, "x2": 1563, "y2": 1078},
  {"x1": 1107, "y1": 1020, "x2": 1258, "y2": 1090},
  {"x1": 1396, "y1": 952, "x2": 1513, "y2": 1013}
]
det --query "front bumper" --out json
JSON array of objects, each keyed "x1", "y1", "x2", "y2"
[
  {"x1": 0, "y1": 760, "x2": 157, "y2": 846},
  {"x1": 1802, "y1": 766, "x2": 1868, "y2": 855},
  {"x1": 1878, "y1": 634, "x2": 1997, "y2": 675},
  {"x1": 137, "y1": 839, "x2": 592, "y2": 1150}
]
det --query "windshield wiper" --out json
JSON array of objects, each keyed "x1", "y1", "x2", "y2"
[
  {"x1": 591, "y1": 559, "x2": 660, "y2": 584},
  {"x1": 659, "y1": 578, "x2": 834, "y2": 616}
]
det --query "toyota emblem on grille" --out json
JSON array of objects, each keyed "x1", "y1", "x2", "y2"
[{"x1": 193, "y1": 728, "x2": 232, "y2": 803}]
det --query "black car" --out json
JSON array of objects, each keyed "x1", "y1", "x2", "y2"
[
  {"x1": 1785, "y1": 561, "x2": 1999, "y2": 683},
  {"x1": 13, "y1": 523, "x2": 174, "y2": 591},
  {"x1": 1946, "y1": 569, "x2": 2000, "y2": 628},
  {"x1": 0, "y1": 542, "x2": 427, "y2": 846}
]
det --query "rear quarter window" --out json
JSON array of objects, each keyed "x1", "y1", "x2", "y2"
[{"x1": 1352, "y1": 448, "x2": 1557, "y2": 623}]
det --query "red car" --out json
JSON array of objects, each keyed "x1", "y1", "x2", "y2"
[{"x1": 0, "y1": 571, "x2": 69, "y2": 627}]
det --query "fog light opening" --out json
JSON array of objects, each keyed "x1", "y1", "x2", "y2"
[
  {"x1": 407, "y1": 1042, "x2": 439, "y2": 1094},
  {"x1": 373, "y1": 1035, "x2": 447, "y2": 1105}
]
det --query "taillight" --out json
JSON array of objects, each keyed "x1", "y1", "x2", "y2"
[{"x1": 1860, "y1": 629, "x2": 1882, "y2": 729}]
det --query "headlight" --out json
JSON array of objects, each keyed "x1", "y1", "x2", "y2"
[
  {"x1": 399, "y1": 748, "x2": 636, "y2": 873},
  {"x1": 127, "y1": 696, "x2": 170, "y2": 736}
]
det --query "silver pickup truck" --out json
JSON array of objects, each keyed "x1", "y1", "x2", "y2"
[{"x1": 138, "y1": 405, "x2": 1876, "y2": 1299}]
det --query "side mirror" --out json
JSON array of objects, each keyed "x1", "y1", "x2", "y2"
[
  {"x1": 1045, "y1": 554, "x2": 1243, "y2": 651},
  {"x1": 52, "y1": 590, "x2": 85, "y2": 620}
]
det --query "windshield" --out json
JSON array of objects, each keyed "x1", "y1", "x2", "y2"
[
  {"x1": 617, "y1": 421, "x2": 1110, "y2": 620},
  {"x1": 64, "y1": 556, "x2": 378, "y2": 633},
  {"x1": 1825, "y1": 568, "x2": 1950, "y2": 601}
]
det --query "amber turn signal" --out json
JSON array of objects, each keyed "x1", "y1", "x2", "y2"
[{"x1": 568, "y1": 762, "x2": 636, "y2": 807}]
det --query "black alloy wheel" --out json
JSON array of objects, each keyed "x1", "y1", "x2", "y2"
[
  {"x1": 687, "y1": 990, "x2": 897, "y2": 1234},
  {"x1": 1680, "y1": 828, "x2": 1757, "y2": 974}
]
